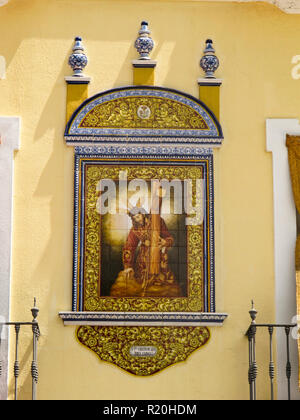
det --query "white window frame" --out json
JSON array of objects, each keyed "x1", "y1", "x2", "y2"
[
  {"x1": 266, "y1": 118, "x2": 300, "y2": 400},
  {"x1": 0, "y1": 117, "x2": 20, "y2": 400}
]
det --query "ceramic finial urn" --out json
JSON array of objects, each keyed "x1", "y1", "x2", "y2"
[
  {"x1": 200, "y1": 39, "x2": 219, "y2": 78},
  {"x1": 68, "y1": 37, "x2": 88, "y2": 76},
  {"x1": 134, "y1": 21, "x2": 154, "y2": 60}
]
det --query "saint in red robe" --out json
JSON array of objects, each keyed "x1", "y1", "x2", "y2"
[{"x1": 110, "y1": 214, "x2": 181, "y2": 297}]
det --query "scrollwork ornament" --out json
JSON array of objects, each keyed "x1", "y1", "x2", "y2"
[
  {"x1": 80, "y1": 97, "x2": 209, "y2": 131},
  {"x1": 77, "y1": 325, "x2": 210, "y2": 376}
]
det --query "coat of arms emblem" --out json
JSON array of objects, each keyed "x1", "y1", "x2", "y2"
[{"x1": 137, "y1": 105, "x2": 151, "y2": 119}]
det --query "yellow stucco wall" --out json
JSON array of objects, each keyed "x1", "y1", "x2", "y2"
[{"x1": 1, "y1": 0, "x2": 298, "y2": 400}]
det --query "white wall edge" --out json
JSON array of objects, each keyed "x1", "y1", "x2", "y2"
[
  {"x1": 266, "y1": 118, "x2": 300, "y2": 400},
  {"x1": 0, "y1": 116, "x2": 20, "y2": 400},
  {"x1": 0, "y1": 56, "x2": 6, "y2": 80}
]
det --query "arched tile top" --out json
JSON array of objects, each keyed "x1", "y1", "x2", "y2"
[{"x1": 65, "y1": 86, "x2": 223, "y2": 146}]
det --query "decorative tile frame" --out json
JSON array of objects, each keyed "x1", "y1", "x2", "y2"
[
  {"x1": 60, "y1": 85, "x2": 227, "y2": 326},
  {"x1": 73, "y1": 153, "x2": 214, "y2": 312}
]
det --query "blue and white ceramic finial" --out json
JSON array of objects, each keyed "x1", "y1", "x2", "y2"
[
  {"x1": 68, "y1": 36, "x2": 88, "y2": 77},
  {"x1": 200, "y1": 39, "x2": 219, "y2": 78},
  {"x1": 134, "y1": 21, "x2": 154, "y2": 60}
]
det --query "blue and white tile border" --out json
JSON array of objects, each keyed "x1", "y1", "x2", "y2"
[
  {"x1": 59, "y1": 311, "x2": 228, "y2": 326},
  {"x1": 67, "y1": 151, "x2": 224, "y2": 323},
  {"x1": 74, "y1": 144, "x2": 214, "y2": 159}
]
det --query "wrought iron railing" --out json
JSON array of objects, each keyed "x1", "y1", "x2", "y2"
[
  {"x1": 0, "y1": 299, "x2": 40, "y2": 400},
  {"x1": 246, "y1": 301, "x2": 297, "y2": 400}
]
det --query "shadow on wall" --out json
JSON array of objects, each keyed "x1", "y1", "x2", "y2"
[
  {"x1": 7, "y1": 318, "x2": 37, "y2": 400},
  {"x1": 0, "y1": 0, "x2": 231, "y2": 93}
]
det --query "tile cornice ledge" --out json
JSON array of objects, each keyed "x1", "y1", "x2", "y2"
[{"x1": 58, "y1": 311, "x2": 228, "y2": 326}]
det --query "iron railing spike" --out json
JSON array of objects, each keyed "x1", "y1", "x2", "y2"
[
  {"x1": 246, "y1": 306, "x2": 296, "y2": 400},
  {"x1": 0, "y1": 300, "x2": 40, "y2": 400}
]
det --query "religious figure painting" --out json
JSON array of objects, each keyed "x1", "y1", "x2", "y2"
[
  {"x1": 100, "y1": 179, "x2": 187, "y2": 298},
  {"x1": 74, "y1": 158, "x2": 214, "y2": 313}
]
